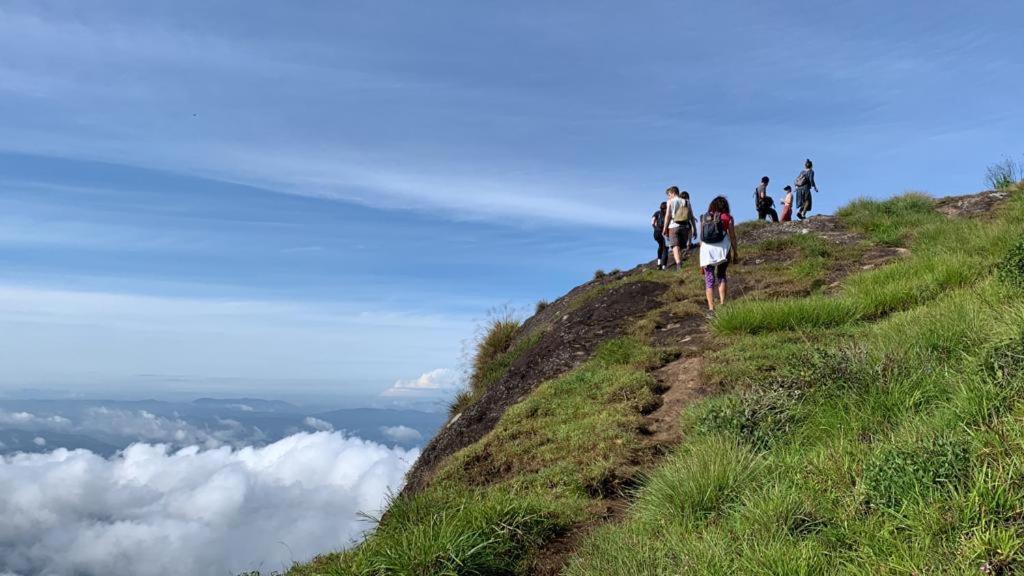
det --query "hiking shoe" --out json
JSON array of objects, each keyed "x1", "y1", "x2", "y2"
[{"x1": 706, "y1": 309, "x2": 716, "y2": 319}]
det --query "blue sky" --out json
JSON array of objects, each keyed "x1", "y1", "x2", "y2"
[{"x1": 1, "y1": 1, "x2": 1022, "y2": 402}]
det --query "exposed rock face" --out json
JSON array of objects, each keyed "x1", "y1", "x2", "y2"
[{"x1": 402, "y1": 278, "x2": 667, "y2": 494}]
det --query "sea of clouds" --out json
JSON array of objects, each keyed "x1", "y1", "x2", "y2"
[{"x1": 0, "y1": 431, "x2": 416, "y2": 576}]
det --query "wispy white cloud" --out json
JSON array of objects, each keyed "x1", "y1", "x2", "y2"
[
  {"x1": 380, "y1": 368, "x2": 462, "y2": 399},
  {"x1": 0, "y1": 4, "x2": 642, "y2": 229},
  {"x1": 380, "y1": 425, "x2": 423, "y2": 444},
  {"x1": 303, "y1": 417, "x2": 334, "y2": 432}
]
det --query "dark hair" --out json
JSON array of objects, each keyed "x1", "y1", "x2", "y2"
[
  {"x1": 666, "y1": 186, "x2": 679, "y2": 196},
  {"x1": 805, "y1": 158, "x2": 813, "y2": 169},
  {"x1": 783, "y1": 185, "x2": 792, "y2": 191},
  {"x1": 708, "y1": 195, "x2": 730, "y2": 214},
  {"x1": 659, "y1": 201, "x2": 667, "y2": 210},
  {"x1": 680, "y1": 190, "x2": 690, "y2": 200},
  {"x1": 761, "y1": 176, "x2": 769, "y2": 184}
]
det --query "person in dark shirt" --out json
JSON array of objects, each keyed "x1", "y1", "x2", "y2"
[
  {"x1": 754, "y1": 176, "x2": 779, "y2": 222},
  {"x1": 651, "y1": 201, "x2": 669, "y2": 270}
]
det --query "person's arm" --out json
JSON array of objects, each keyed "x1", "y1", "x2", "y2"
[
  {"x1": 662, "y1": 204, "x2": 671, "y2": 236},
  {"x1": 689, "y1": 211, "x2": 698, "y2": 241},
  {"x1": 811, "y1": 171, "x2": 819, "y2": 192},
  {"x1": 651, "y1": 215, "x2": 657, "y2": 229},
  {"x1": 728, "y1": 221, "x2": 739, "y2": 263}
]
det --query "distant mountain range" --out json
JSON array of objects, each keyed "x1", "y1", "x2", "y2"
[{"x1": 0, "y1": 397, "x2": 446, "y2": 456}]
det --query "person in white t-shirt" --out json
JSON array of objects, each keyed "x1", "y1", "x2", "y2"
[{"x1": 660, "y1": 186, "x2": 697, "y2": 270}]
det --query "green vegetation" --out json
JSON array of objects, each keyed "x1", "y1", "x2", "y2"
[
  {"x1": 292, "y1": 337, "x2": 670, "y2": 575},
  {"x1": 450, "y1": 313, "x2": 534, "y2": 415},
  {"x1": 567, "y1": 191, "x2": 1024, "y2": 575},
  {"x1": 986, "y1": 156, "x2": 1023, "y2": 191},
  {"x1": 713, "y1": 194, "x2": 1004, "y2": 335},
  {"x1": 999, "y1": 237, "x2": 1024, "y2": 290},
  {"x1": 836, "y1": 192, "x2": 937, "y2": 246},
  {"x1": 288, "y1": 187, "x2": 1024, "y2": 575},
  {"x1": 294, "y1": 490, "x2": 562, "y2": 576}
]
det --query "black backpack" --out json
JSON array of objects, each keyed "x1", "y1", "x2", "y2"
[{"x1": 700, "y1": 212, "x2": 726, "y2": 243}]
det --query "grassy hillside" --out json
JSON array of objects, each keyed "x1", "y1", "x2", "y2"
[{"x1": 288, "y1": 186, "x2": 1024, "y2": 575}]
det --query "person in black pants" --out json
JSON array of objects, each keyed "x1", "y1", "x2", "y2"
[
  {"x1": 652, "y1": 201, "x2": 669, "y2": 269},
  {"x1": 754, "y1": 176, "x2": 779, "y2": 222}
]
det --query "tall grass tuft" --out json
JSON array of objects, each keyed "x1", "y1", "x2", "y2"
[{"x1": 451, "y1": 310, "x2": 528, "y2": 414}]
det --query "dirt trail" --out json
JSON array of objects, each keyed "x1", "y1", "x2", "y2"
[{"x1": 531, "y1": 315, "x2": 713, "y2": 576}]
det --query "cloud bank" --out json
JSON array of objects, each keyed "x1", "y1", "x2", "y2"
[
  {"x1": 381, "y1": 368, "x2": 462, "y2": 398},
  {"x1": 0, "y1": 432, "x2": 415, "y2": 576}
]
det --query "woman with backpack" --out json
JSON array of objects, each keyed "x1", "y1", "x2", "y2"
[
  {"x1": 652, "y1": 201, "x2": 669, "y2": 270},
  {"x1": 794, "y1": 159, "x2": 819, "y2": 220},
  {"x1": 698, "y1": 195, "x2": 738, "y2": 315}
]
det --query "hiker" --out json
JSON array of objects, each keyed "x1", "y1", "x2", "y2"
[
  {"x1": 652, "y1": 201, "x2": 669, "y2": 270},
  {"x1": 794, "y1": 158, "x2": 819, "y2": 220},
  {"x1": 698, "y1": 195, "x2": 738, "y2": 315},
  {"x1": 780, "y1": 185, "x2": 794, "y2": 222},
  {"x1": 661, "y1": 186, "x2": 697, "y2": 270},
  {"x1": 754, "y1": 176, "x2": 779, "y2": 222}
]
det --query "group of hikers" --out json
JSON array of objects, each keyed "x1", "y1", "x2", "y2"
[{"x1": 650, "y1": 159, "x2": 820, "y2": 315}]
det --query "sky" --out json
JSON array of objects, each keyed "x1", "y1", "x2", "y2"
[{"x1": 1, "y1": 0, "x2": 1022, "y2": 402}]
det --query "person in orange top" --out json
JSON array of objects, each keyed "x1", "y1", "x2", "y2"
[{"x1": 780, "y1": 185, "x2": 794, "y2": 222}]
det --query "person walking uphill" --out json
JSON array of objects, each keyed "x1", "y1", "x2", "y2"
[
  {"x1": 794, "y1": 159, "x2": 820, "y2": 220},
  {"x1": 698, "y1": 195, "x2": 738, "y2": 316},
  {"x1": 754, "y1": 176, "x2": 779, "y2": 222},
  {"x1": 662, "y1": 186, "x2": 697, "y2": 270},
  {"x1": 652, "y1": 201, "x2": 669, "y2": 270}
]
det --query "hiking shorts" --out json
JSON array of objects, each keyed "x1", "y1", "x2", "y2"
[
  {"x1": 703, "y1": 262, "x2": 728, "y2": 289},
  {"x1": 668, "y1": 224, "x2": 691, "y2": 248}
]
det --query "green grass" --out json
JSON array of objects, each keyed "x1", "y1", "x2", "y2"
[
  {"x1": 437, "y1": 337, "x2": 667, "y2": 496},
  {"x1": 712, "y1": 194, "x2": 1010, "y2": 335},
  {"x1": 291, "y1": 337, "x2": 670, "y2": 575},
  {"x1": 290, "y1": 490, "x2": 565, "y2": 576},
  {"x1": 836, "y1": 192, "x2": 939, "y2": 246},
  {"x1": 287, "y1": 189, "x2": 1024, "y2": 575},
  {"x1": 451, "y1": 315, "x2": 541, "y2": 415},
  {"x1": 566, "y1": 190, "x2": 1024, "y2": 574}
]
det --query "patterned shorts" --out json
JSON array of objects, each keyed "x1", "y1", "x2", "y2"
[{"x1": 703, "y1": 262, "x2": 728, "y2": 289}]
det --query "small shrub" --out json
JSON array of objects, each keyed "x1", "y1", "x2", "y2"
[
  {"x1": 470, "y1": 312, "x2": 521, "y2": 390},
  {"x1": 986, "y1": 156, "x2": 1024, "y2": 190},
  {"x1": 998, "y1": 238, "x2": 1024, "y2": 290},
  {"x1": 594, "y1": 269, "x2": 607, "y2": 280},
  {"x1": 448, "y1": 389, "x2": 474, "y2": 415},
  {"x1": 862, "y1": 433, "x2": 971, "y2": 511},
  {"x1": 535, "y1": 299, "x2": 550, "y2": 314}
]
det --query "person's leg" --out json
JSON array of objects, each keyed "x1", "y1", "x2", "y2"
[
  {"x1": 703, "y1": 266, "x2": 715, "y2": 310},
  {"x1": 673, "y1": 226, "x2": 687, "y2": 268},
  {"x1": 716, "y1": 262, "x2": 729, "y2": 304},
  {"x1": 655, "y1": 233, "x2": 666, "y2": 268},
  {"x1": 769, "y1": 207, "x2": 779, "y2": 222}
]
